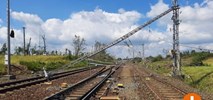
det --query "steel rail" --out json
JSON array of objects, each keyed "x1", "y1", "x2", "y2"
[
  {"x1": 137, "y1": 66, "x2": 187, "y2": 100},
  {"x1": 44, "y1": 67, "x2": 109, "y2": 100},
  {"x1": 44, "y1": 64, "x2": 121, "y2": 100},
  {"x1": 80, "y1": 64, "x2": 121, "y2": 100},
  {"x1": 0, "y1": 66, "x2": 102, "y2": 94}
]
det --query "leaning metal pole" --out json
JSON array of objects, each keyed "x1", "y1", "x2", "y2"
[
  {"x1": 172, "y1": 0, "x2": 181, "y2": 76},
  {"x1": 7, "y1": 0, "x2": 11, "y2": 75},
  {"x1": 68, "y1": 7, "x2": 174, "y2": 66}
]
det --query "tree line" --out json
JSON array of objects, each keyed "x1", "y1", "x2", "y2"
[{"x1": 0, "y1": 35, "x2": 114, "y2": 62}]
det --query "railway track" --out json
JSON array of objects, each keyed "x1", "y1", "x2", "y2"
[
  {"x1": 0, "y1": 66, "x2": 102, "y2": 94},
  {"x1": 136, "y1": 66, "x2": 187, "y2": 100},
  {"x1": 147, "y1": 76, "x2": 186, "y2": 100},
  {"x1": 45, "y1": 64, "x2": 121, "y2": 100}
]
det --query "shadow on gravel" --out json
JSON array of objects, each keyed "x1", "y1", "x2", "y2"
[{"x1": 190, "y1": 71, "x2": 213, "y2": 86}]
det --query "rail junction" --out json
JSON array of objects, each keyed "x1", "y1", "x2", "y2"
[
  {"x1": 1, "y1": 63, "x2": 212, "y2": 100},
  {"x1": 1, "y1": 0, "x2": 212, "y2": 100}
]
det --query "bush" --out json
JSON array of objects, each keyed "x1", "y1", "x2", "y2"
[
  {"x1": 0, "y1": 64, "x2": 6, "y2": 75},
  {"x1": 20, "y1": 61, "x2": 65, "y2": 71},
  {"x1": 189, "y1": 52, "x2": 213, "y2": 66},
  {"x1": 152, "y1": 55, "x2": 163, "y2": 62},
  {"x1": 132, "y1": 57, "x2": 142, "y2": 63},
  {"x1": 74, "y1": 61, "x2": 88, "y2": 68},
  {"x1": 20, "y1": 61, "x2": 45, "y2": 71},
  {"x1": 45, "y1": 62, "x2": 65, "y2": 71},
  {"x1": 65, "y1": 55, "x2": 78, "y2": 60}
]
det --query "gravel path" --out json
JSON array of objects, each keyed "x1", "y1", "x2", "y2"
[{"x1": 109, "y1": 63, "x2": 157, "y2": 100}]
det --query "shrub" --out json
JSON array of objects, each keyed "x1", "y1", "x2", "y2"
[
  {"x1": 45, "y1": 62, "x2": 65, "y2": 71},
  {"x1": 20, "y1": 61, "x2": 66, "y2": 71},
  {"x1": 152, "y1": 55, "x2": 163, "y2": 62},
  {"x1": 189, "y1": 52, "x2": 213, "y2": 66},
  {"x1": 20, "y1": 61, "x2": 45, "y2": 71},
  {"x1": 74, "y1": 61, "x2": 88, "y2": 68}
]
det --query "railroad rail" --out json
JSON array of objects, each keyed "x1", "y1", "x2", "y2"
[
  {"x1": 81, "y1": 65, "x2": 120, "y2": 100},
  {"x1": 0, "y1": 66, "x2": 103, "y2": 94},
  {"x1": 45, "y1": 64, "x2": 121, "y2": 100},
  {"x1": 136, "y1": 66, "x2": 187, "y2": 100}
]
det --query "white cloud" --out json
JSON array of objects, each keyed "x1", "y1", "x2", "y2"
[
  {"x1": 145, "y1": 0, "x2": 213, "y2": 56},
  {"x1": 146, "y1": 0, "x2": 171, "y2": 26},
  {"x1": 179, "y1": 0, "x2": 213, "y2": 44},
  {"x1": 147, "y1": 0, "x2": 169, "y2": 17},
  {"x1": 4, "y1": 9, "x2": 145, "y2": 57},
  {"x1": 1, "y1": 0, "x2": 212, "y2": 58},
  {"x1": 0, "y1": 27, "x2": 7, "y2": 43},
  {"x1": 11, "y1": 11, "x2": 45, "y2": 50},
  {"x1": 11, "y1": 11, "x2": 43, "y2": 25},
  {"x1": 0, "y1": 18, "x2": 2, "y2": 27}
]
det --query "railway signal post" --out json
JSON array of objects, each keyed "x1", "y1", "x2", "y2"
[{"x1": 5, "y1": 0, "x2": 16, "y2": 80}]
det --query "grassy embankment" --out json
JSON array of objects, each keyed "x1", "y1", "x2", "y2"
[
  {"x1": 142, "y1": 57, "x2": 213, "y2": 93},
  {"x1": 0, "y1": 55, "x2": 88, "y2": 74},
  {"x1": 183, "y1": 58, "x2": 213, "y2": 93}
]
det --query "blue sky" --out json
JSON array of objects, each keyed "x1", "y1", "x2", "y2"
[
  {"x1": 0, "y1": 0, "x2": 202, "y2": 26},
  {"x1": 0, "y1": 0, "x2": 212, "y2": 58}
]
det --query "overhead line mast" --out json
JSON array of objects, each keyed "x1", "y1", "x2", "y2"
[
  {"x1": 68, "y1": 4, "x2": 179, "y2": 66},
  {"x1": 172, "y1": 0, "x2": 181, "y2": 76}
]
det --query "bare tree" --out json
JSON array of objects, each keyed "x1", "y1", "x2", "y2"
[
  {"x1": 42, "y1": 35, "x2": 46, "y2": 55},
  {"x1": 14, "y1": 46, "x2": 23, "y2": 55},
  {"x1": 26, "y1": 38, "x2": 31, "y2": 55},
  {"x1": 72, "y1": 35, "x2": 86, "y2": 57},
  {"x1": 0, "y1": 43, "x2": 7, "y2": 54},
  {"x1": 92, "y1": 41, "x2": 114, "y2": 61}
]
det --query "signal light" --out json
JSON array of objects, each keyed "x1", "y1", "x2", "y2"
[{"x1": 10, "y1": 30, "x2": 15, "y2": 38}]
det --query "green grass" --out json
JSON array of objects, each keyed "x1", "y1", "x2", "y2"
[
  {"x1": 11, "y1": 55, "x2": 69, "y2": 64},
  {"x1": 141, "y1": 59, "x2": 172, "y2": 75},
  {"x1": 0, "y1": 55, "x2": 6, "y2": 74},
  {"x1": 0, "y1": 55, "x2": 72, "y2": 74},
  {"x1": 182, "y1": 66, "x2": 213, "y2": 92},
  {"x1": 182, "y1": 57, "x2": 213, "y2": 93},
  {"x1": 203, "y1": 58, "x2": 213, "y2": 66},
  {"x1": 141, "y1": 57, "x2": 213, "y2": 93}
]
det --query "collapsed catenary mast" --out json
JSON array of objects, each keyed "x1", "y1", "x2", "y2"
[{"x1": 69, "y1": 7, "x2": 177, "y2": 66}]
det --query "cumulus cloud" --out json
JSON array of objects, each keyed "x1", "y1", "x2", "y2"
[
  {"x1": 1, "y1": 0, "x2": 212, "y2": 58},
  {"x1": 0, "y1": 18, "x2": 2, "y2": 26},
  {"x1": 5, "y1": 8, "x2": 146, "y2": 57},
  {"x1": 179, "y1": 0, "x2": 213, "y2": 44},
  {"x1": 145, "y1": 0, "x2": 213, "y2": 55},
  {"x1": 11, "y1": 11, "x2": 43, "y2": 25},
  {"x1": 0, "y1": 27, "x2": 7, "y2": 43},
  {"x1": 146, "y1": 0, "x2": 171, "y2": 27}
]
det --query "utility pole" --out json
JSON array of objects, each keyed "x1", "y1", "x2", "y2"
[
  {"x1": 142, "y1": 44, "x2": 145, "y2": 60},
  {"x1": 6, "y1": 0, "x2": 15, "y2": 79},
  {"x1": 23, "y1": 27, "x2": 26, "y2": 55},
  {"x1": 172, "y1": 0, "x2": 181, "y2": 77},
  {"x1": 7, "y1": 0, "x2": 11, "y2": 76}
]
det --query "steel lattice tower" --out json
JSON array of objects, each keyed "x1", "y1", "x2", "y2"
[{"x1": 172, "y1": 0, "x2": 181, "y2": 76}]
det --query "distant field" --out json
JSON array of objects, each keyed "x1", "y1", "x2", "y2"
[
  {"x1": 182, "y1": 57, "x2": 213, "y2": 93},
  {"x1": 0, "y1": 55, "x2": 70, "y2": 74},
  {"x1": 203, "y1": 57, "x2": 213, "y2": 66}
]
